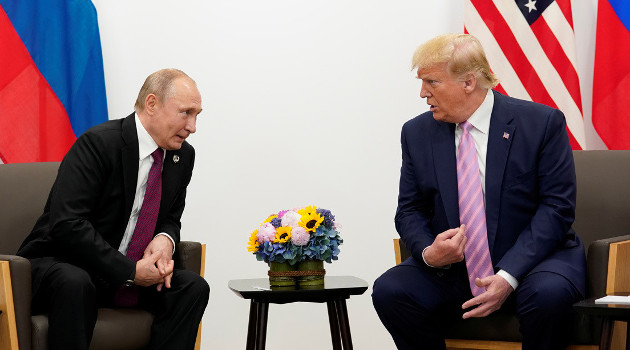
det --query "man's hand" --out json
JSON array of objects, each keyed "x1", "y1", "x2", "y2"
[
  {"x1": 461, "y1": 275, "x2": 514, "y2": 319},
  {"x1": 423, "y1": 225, "x2": 467, "y2": 267},
  {"x1": 134, "y1": 250, "x2": 165, "y2": 287},
  {"x1": 143, "y1": 235, "x2": 175, "y2": 291}
]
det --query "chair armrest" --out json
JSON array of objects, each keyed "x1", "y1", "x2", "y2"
[
  {"x1": 586, "y1": 235, "x2": 630, "y2": 298},
  {"x1": 0, "y1": 255, "x2": 32, "y2": 350},
  {"x1": 173, "y1": 241, "x2": 205, "y2": 276},
  {"x1": 393, "y1": 238, "x2": 411, "y2": 265},
  {"x1": 606, "y1": 237, "x2": 630, "y2": 295}
]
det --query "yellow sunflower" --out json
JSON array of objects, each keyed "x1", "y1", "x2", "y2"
[
  {"x1": 274, "y1": 226, "x2": 292, "y2": 243},
  {"x1": 247, "y1": 230, "x2": 260, "y2": 252},
  {"x1": 298, "y1": 205, "x2": 318, "y2": 216},
  {"x1": 299, "y1": 212, "x2": 324, "y2": 232}
]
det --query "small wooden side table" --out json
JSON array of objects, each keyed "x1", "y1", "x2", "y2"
[
  {"x1": 574, "y1": 297, "x2": 630, "y2": 350},
  {"x1": 229, "y1": 276, "x2": 368, "y2": 350}
]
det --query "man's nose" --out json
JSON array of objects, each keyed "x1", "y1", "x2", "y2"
[
  {"x1": 186, "y1": 116, "x2": 197, "y2": 134},
  {"x1": 420, "y1": 82, "x2": 430, "y2": 98}
]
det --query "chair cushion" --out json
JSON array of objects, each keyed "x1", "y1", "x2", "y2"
[{"x1": 31, "y1": 309, "x2": 154, "y2": 350}]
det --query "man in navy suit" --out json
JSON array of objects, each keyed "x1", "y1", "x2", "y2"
[
  {"x1": 372, "y1": 34, "x2": 585, "y2": 349},
  {"x1": 18, "y1": 68, "x2": 209, "y2": 349}
]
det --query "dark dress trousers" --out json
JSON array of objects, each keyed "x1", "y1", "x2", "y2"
[
  {"x1": 372, "y1": 91, "x2": 586, "y2": 350},
  {"x1": 18, "y1": 113, "x2": 209, "y2": 350}
]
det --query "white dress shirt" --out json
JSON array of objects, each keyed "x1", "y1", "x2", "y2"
[{"x1": 118, "y1": 114, "x2": 175, "y2": 255}]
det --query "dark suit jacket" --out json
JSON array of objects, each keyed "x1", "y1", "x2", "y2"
[
  {"x1": 395, "y1": 91, "x2": 586, "y2": 295},
  {"x1": 18, "y1": 113, "x2": 195, "y2": 288}
]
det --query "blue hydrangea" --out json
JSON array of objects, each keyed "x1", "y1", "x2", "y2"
[
  {"x1": 269, "y1": 217, "x2": 282, "y2": 228},
  {"x1": 316, "y1": 208, "x2": 336, "y2": 228}
]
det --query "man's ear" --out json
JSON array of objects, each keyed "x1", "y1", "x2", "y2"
[
  {"x1": 145, "y1": 94, "x2": 158, "y2": 115},
  {"x1": 463, "y1": 74, "x2": 477, "y2": 93}
]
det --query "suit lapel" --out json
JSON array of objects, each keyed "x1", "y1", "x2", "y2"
[
  {"x1": 485, "y1": 91, "x2": 514, "y2": 252},
  {"x1": 161, "y1": 150, "x2": 183, "y2": 212},
  {"x1": 121, "y1": 114, "x2": 140, "y2": 219},
  {"x1": 432, "y1": 121, "x2": 460, "y2": 228}
]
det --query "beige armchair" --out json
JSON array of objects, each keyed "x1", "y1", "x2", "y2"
[
  {"x1": 0, "y1": 162, "x2": 205, "y2": 350},
  {"x1": 393, "y1": 150, "x2": 630, "y2": 349}
]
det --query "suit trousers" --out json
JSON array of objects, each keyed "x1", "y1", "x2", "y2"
[
  {"x1": 372, "y1": 256, "x2": 582, "y2": 350},
  {"x1": 30, "y1": 257, "x2": 210, "y2": 350}
]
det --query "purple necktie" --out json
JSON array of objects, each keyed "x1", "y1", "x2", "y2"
[
  {"x1": 115, "y1": 147, "x2": 163, "y2": 307},
  {"x1": 457, "y1": 122, "x2": 493, "y2": 297}
]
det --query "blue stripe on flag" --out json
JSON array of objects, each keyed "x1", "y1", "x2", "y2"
[{"x1": 0, "y1": 0, "x2": 108, "y2": 137}]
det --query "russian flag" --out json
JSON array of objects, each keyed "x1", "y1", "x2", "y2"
[
  {"x1": 592, "y1": 0, "x2": 630, "y2": 150},
  {"x1": 0, "y1": 0, "x2": 107, "y2": 163}
]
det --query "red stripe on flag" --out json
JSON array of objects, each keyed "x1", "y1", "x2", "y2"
[
  {"x1": 0, "y1": 7, "x2": 75, "y2": 163},
  {"x1": 556, "y1": 0, "x2": 574, "y2": 30},
  {"x1": 470, "y1": 0, "x2": 559, "y2": 110},
  {"x1": 592, "y1": 0, "x2": 630, "y2": 149},
  {"x1": 530, "y1": 17, "x2": 583, "y2": 113}
]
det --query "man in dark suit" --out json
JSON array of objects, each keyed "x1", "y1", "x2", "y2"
[
  {"x1": 372, "y1": 34, "x2": 585, "y2": 350},
  {"x1": 18, "y1": 68, "x2": 209, "y2": 349}
]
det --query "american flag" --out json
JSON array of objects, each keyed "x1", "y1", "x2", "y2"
[{"x1": 465, "y1": 0, "x2": 585, "y2": 150}]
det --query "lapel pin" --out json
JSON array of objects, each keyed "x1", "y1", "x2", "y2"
[
  {"x1": 173, "y1": 155, "x2": 180, "y2": 163},
  {"x1": 503, "y1": 132, "x2": 510, "y2": 140}
]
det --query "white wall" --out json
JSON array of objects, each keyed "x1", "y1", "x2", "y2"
[{"x1": 90, "y1": 1, "x2": 599, "y2": 348}]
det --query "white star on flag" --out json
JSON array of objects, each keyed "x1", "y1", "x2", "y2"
[{"x1": 525, "y1": 0, "x2": 537, "y2": 13}]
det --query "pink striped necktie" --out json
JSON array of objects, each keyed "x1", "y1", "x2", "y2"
[
  {"x1": 115, "y1": 147, "x2": 163, "y2": 307},
  {"x1": 457, "y1": 121, "x2": 493, "y2": 297}
]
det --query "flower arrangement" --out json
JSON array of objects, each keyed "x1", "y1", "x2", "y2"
[{"x1": 247, "y1": 205, "x2": 343, "y2": 265}]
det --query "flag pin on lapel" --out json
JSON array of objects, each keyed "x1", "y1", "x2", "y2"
[
  {"x1": 173, "y1": 155, "x2": 180, "y2": 163},
  {"x1": 503, "y1": 132, "x2": 510, "y2": 140}
]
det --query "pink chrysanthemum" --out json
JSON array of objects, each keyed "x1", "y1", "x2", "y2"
[
  {"x1": 257, "y1": 223, "x2": 276, "y2": 243},
  {"x1": 291, "y1": 227, "x2": 310, "y2": 246}
]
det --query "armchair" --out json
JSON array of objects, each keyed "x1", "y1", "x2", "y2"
[
  {"x1": 393, "y1": 150, "x2": 630, "y2": 349},
  {"x1": 0, "y1": 162, "x2": 206, "y2": 350}
]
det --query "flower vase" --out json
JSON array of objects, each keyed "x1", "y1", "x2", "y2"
[
  {"x1": 268, "y1": 261, "x2": 296, "y2": 287},
  {"x1": 297, "y1": 260, "x2": 325, "y2": 287}
]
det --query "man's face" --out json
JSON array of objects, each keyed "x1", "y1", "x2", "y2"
[
  {"x1": 150, "y1": 78, "x2": 202, "y2": 150},
  {"x1": 417, "y1": 63, "x2": 470, "y2": 124}
]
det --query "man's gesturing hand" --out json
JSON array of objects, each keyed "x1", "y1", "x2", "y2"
[{"x1": 423, "y1": 225, "x2": 467, "y2": 267}]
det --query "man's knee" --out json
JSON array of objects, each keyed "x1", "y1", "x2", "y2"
[
  {"x1": 47, "y1": 263, "x2": 96, "y2": 300},
  {"x1": 517, "y1": 272, "x2": 579, "y2": 318}
]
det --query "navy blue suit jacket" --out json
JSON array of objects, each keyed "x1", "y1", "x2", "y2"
[{"x1": 395, "y1": 91, "x2": 585, "y2": 295}]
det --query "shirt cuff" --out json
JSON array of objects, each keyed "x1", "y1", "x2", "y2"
[
  {"x1": 156, "y1": 232, "x2": 176, "y2": 254},
  {"x1": 497, "y1": 269, "x2": 519, "y2": 290},
  {"x1": 422, "y1": 246, "x2": 451, "y2": 269}
]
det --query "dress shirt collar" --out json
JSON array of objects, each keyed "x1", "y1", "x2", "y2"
[
  {"x1": 135, "y1": 113, "x2": 161, "y2": 160},
  {"x1": 458, "y1": 89, "x2": 494, "y2": 133}
]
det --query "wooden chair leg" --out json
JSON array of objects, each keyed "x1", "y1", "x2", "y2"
[
  {"x1": 194, "y1": 244, "x2": 206, "y2": 350},
  {"x1": 0, "y1": 261, "x2": 19, "y2": 350}
]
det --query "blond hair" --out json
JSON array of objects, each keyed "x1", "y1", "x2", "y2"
[
  {"x1": 411, "y1": 33, "x2": 499, "y2": 89},
  {"x1": 134, "y1": 68, "x2": 196, "y2": 112}
]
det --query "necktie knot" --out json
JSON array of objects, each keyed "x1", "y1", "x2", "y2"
[
  {"x1": 152, "y1": 148, "x2": 164, "y2": 165},
  {"x1": 460, "y1": 121, "x2": 473, "y2": 134}
]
